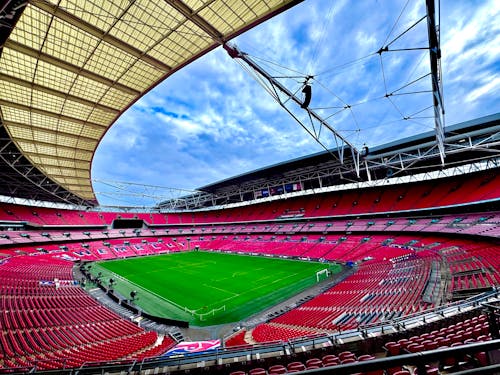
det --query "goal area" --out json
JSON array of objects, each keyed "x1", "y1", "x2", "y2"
[{"x1": 316, "y1": 268, "x2": 330, "y2": 282}]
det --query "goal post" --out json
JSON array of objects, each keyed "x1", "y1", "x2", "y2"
[
  {"x1": 316, "y1": 268, "x2": 330, "y2": 282},
  {"x1": 185, "y1": 305, "x2": 226, "y2": 320}
]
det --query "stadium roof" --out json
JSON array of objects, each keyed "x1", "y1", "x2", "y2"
[
  {"x1": 0, "y1": 0, "x2": 302, "y2": 206},
  {"x1": 158, "y1": 112, "x2": 500, "y2": 209}
]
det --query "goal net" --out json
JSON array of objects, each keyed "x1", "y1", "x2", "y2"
[
  {"x1": 316, "y1": 268, "x2": 330, "y2": 282},
  {"x1": 185, "y1": 305, "x2": 226, "y2": 321}
]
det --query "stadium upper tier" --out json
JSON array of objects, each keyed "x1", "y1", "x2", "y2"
[
  {"x1": 0, "y1": 0, "x2": 301, "y2": 205},
  {"x1": 0, "y1": 167, "x2": 498, "y2": 226}
]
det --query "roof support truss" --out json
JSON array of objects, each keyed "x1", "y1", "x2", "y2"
[
  {"x1": 31, "y1": 0, "x2": 172, "y2": 72},
  {"x1": 224, "y1": 43, "x2": 361, "y2": 177},
  {"x1": 426, "y1": 0, "x2": 445, "y2": 164}
]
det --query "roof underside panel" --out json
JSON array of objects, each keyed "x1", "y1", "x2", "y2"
[{"x1": 0, "y1": 0, "x2": 300, "y2": 204}]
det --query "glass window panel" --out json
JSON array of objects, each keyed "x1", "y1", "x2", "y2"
[
  {"x1": 118, "y1": 60, "x2": 164, "y2": 91},
  {"x1": 16, "y1": 141, "x2": 37, "y2": 153},
  {"x1": 36, "y1": 144, "x2": 58, "y2": 155},
  {"x1": 87, "y1": 108, "x2": 116, "y2": 125},
  {"x1": 59, "y1": 0, "x2": 123, "y2": 32},
  {"x1": 0, "y1": 48, "x2": 37, "y2": 81},
  {"x1": 60, "y1": 177, "x2": 81, "y2": 186},
  {"x1": 43, "y1": 166, "x2": 64, "y2": 176},
  {"x1": 61, "y1": 100, "x2": 93, "y2": 119},
  {"x1": 200, "y1": 5, "x2": 236, "y2": 35},
  {"x1": 9, "y1": 126, "x2": 33, "y2": 140},
  {"x1": 74, "y1": 150, "x2": 93, "y2": 160},
  {"x1": 31, "y1": 113, "x2": 59, "y2": 131},
  {"x1": 9, "y1": 6, "x2": 52, "y2": 51},
  {"x1": 55, "y1": 134, "x2": 78, "y2": 148},
  {"x1": 43, "y1": 18, "x2": 100, "y2": 67},
  {"x1": 70, "y1": 75, "x2": 110, "y2": 104},
  {"x1": 57, "y1": 119, "x2": 84, "y2": 135},
  {"x1": 31, "y1": 90, "x2": 66, "y2": 113},
  {"x1": 1, "y1": 108, "x2": 30, "y2": 124},
  {"x1": 33, "y1": 130, "x2": 56, "y2": 144},
  {"x1": 39, "y1": 156, "x2": 67, "y2": 167},
  {"x1": 29, "y1": 155, "x2": 41, "y2": 162},
  {"x1": 35, "y1": 60, "x2": 78, "y2": 93},
  {"x1": 0, "y1": 82, "x2": 31, "y2": 106},
  {"x1": 55, "y1": 148, "x2": 76, "y2": 159},
  {"x1": 108, "y1": 0, "x2": 185, "y2": 52},
  {"x1": 183, "y1": 0, "x2": 206, "y2": 11},
  {"x1": 85, "y1": 42, "x2": 136, "y2": 81},
  {"x1": 149, "y1": 22, "x2": 211, "y2": 66},
  {"x1": 100, "y1": 88, "x2": 135, "y2": 109},
  {"x1": 79, "y1": 125, "x2": 105, "y2": 139},
  {"x1": 75, "y1": 138, "x2": 97, "y2": 151}
]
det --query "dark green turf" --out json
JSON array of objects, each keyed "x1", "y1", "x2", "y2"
[{"x1": 92, "y1": 251, "x2": 341, "y2": 326}]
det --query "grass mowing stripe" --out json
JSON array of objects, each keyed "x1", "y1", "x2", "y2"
[
  {"x1": 91, "y1": 263, "x2": 192, "y2": 320},
  {"x1": 93, "y1": 251, "x2": 341, "y2": 326}
]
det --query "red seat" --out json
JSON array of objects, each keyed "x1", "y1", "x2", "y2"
[
  {"x1": 307, "y1": 365, "x2": 321, "y2": 369},
  {"x1": 305, "y1": 358, "x2": 322, "y2": 368},
  {"x1": 268, "y1": 364, "x2": 287, "y2": 374},
  {"x1": 249, "y1": 368, "x2": 267, "y2": 375},
  {"x1": 385, "y1": 341, "x2": 401, "y2": 356},
  {"x1": 322, "y1": 354, "x2": 338, "y2": 365},
  {"x1": 287, "y1": 361, "x2": 305, "y2": 371},
  {"x1": 341, "y1": 358, "x2": 357, "y2": 364},
  {"x1": 339, "y1": 351, "x2": 356, "y2": 361},
  {"x1": 407, "y1": 343, "x2": 424, "y2": 353},
  {"x1": 323, "y1": 359, "x2": 339, "y2": 367},
  {"x1": 423, "y1": 341, "x2": 438, "y2": 350},
  {"x1": 475, "y1": 352, "x2": 489, "y2": 366},
  {"x1": 397, "y1": 339, "x2": 410, "y2": 349},
  {"x1": 358, "y1": 354, "x2": 375, "y2": 361}
]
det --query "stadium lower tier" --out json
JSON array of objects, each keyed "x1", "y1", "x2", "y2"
[
  {"x1": 0, "y1": 255, "x2": 176, "y2": 370},
  {"x1": 225, "y1": 315, "x2": 494, "y2": 375},
  {"x1": 0, "y1": 224, "x2": 498, "y2": 372}
]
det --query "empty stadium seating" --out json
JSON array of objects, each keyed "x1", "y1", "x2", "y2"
[
  {"x1": 0, "y1": 167, "x2": 498, "y2": 373},
  {"x1": 0, "y1": 255, "x2": 176, "y2": 370},
  {"x1": 1, "y1": 169, "x2": 498, "y2": 227}
]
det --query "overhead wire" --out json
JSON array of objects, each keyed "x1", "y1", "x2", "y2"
[
  {"x1": 226, "y1": 0, "x2": 439, "y2": 152},
  {"x1": 305, "y1": 1, "x2": 337, "y2": 75},
  {"x1": 381, "y1": 0, "x2": 412, "y2": 47}
]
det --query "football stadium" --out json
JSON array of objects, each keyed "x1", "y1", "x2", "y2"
[{"x1": 0, "y1": 0, "x2": 499, "y2": 374}]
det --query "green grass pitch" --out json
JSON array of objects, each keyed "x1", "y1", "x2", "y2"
[{"x1": 92, "y1": 251, "x2": 341, "y2": 326}]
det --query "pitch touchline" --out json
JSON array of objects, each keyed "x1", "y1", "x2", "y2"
[{"x1": 99, "y1": 266, "x2": 188, "y2": 314}]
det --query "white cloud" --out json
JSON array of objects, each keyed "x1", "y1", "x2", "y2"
[
  {"x1": 465, "y1": 75, "x2": 500, "y2": 103},
  {"x1": 92, "y1": 0, "x2": 499, "y2": 205}
]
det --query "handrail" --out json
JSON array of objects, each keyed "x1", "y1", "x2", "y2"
[{"x1": 293, "y1": 340, "x2": 500, "y2": 374}]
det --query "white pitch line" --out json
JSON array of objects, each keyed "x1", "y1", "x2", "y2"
[
  {"x1": 97, "y1": 266, "x2": 189, "y2": 313},
  {"x1": 203, "y1": 283, "x2": 239, "y2": 297},
  {"x1": 216, "y1": 271, "x2": 306, "y2": 305}
]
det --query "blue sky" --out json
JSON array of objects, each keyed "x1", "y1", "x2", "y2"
[{"x1": 92, "y1": 0, "x2": 499, "y2": 206}]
